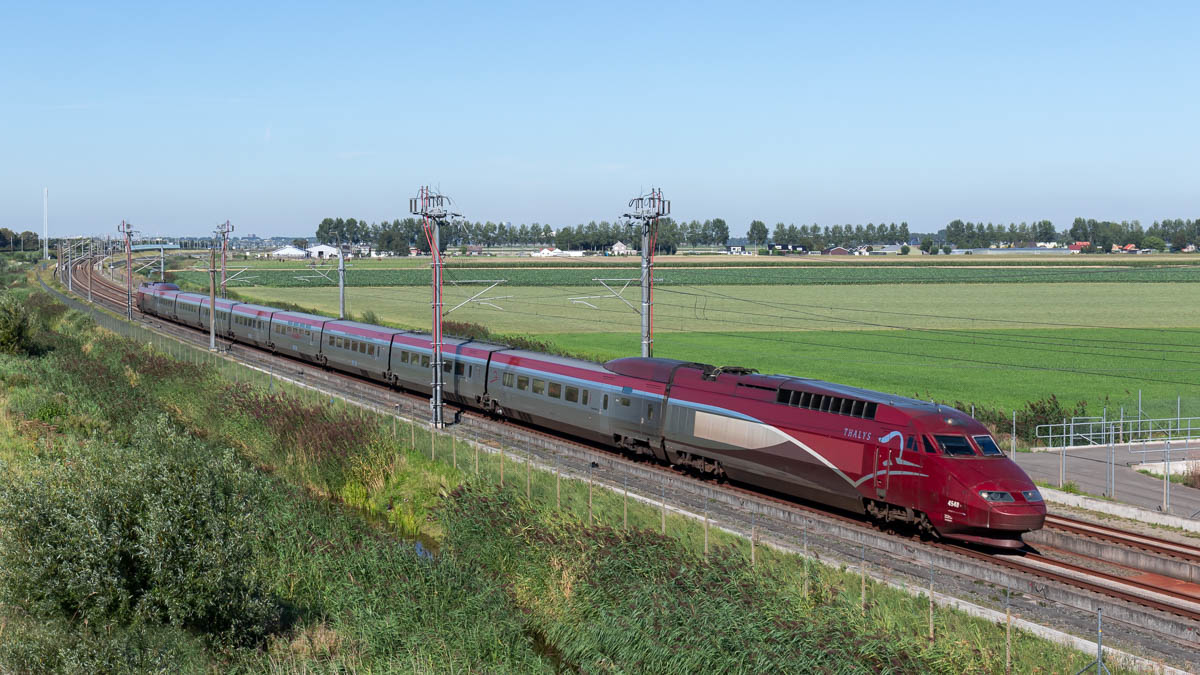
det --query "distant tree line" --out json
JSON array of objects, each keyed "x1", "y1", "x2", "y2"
[
  {"x1": 314, "y1": 217, "x2": 730, "y2": 254},
  {"x1": 1067, "y1": 217, "x2": 1198, "y2": 252},
  {"x1": 944, "y1": 220, "x2": 1057, "y2": 249},
  {"x1": 746, "y1": 221, "x2": 911, "y2": 251},
  {"x1": 307, "y1": 214, "x2": 1200, "y2": 255},
  {"x1": 0, "y1": 229, "x2": 40, "y2": 252}
]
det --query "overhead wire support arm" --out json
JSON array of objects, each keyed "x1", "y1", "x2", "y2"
[
  {"x1": 568, "y1": 277, "x2": 659, "y2": 313},
  {"x1": 444, "y1": 279, "x2": 511, "y2": 314}
]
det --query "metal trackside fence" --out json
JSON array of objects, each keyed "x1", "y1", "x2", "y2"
[{"x1": 1036, "y1": 412, "x2": 1199, "y2": 449}]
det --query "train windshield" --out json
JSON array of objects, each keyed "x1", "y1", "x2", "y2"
[
  {"x1": 972, "y1": 435, "x2": 1005, "y2": 457},
  {"x1": 934, "y1": 435, "x2": 976, "y2": 457}
]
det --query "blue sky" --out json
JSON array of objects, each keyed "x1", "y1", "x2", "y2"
[{"x1": 3, "y1": 1, "x2": 1198, "y2": 238}]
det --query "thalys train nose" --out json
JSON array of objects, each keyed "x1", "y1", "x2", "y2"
[{"x1": 977, "y1": 485, "x2": 1047, "y2": 532}]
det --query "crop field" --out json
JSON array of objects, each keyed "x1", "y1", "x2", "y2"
[
  {"x1": 232, "y1": 282, "x2": 1200, "y2": 417},
  {"x1": 171, "y1": 262, "x2": 1200, "y2": 288}
]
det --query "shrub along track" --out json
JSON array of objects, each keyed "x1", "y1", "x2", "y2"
[{"x1": 55, "y1": 258, "x2": 1200, "y2": 668}]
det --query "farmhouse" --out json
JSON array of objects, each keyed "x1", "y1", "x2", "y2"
[
  {"x1": 822, "y1": 246, "x2": 850, "y2": 255},
  {"x1": 307, "y1": 244, "x2": 342, "y2": 258},
  {"x1": 610, "y1": 241, "x2": 633, "y2": 255}
]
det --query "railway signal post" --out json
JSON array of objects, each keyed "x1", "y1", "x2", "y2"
[
  {"x1": 623, "y1": 188, "x2": 669, "y2": 357},
  {"x1": 410, "y1": 186, "x2": 462, "y2": 429},
  {"x1": 118, "y1": 220, "x2": 135, "y2": 320},
  {"x1": 216, "y1": 220, "x2": 233, "y2": 298}
]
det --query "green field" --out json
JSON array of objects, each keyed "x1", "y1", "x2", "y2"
[
  {"x1": 232, "y1": 283, "x2": 1200, "y2": 418},
  {"x1": 171, "y1": 263, "x2": 1200, "y2": 288}
]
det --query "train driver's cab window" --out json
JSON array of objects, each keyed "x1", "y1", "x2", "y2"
[
  {"x1": 935, "y1": 435, "x2": 976, "y2": 457},
  {"x1": 972, "y1": 435, "x2": 1004, "y2": 457},
  {"x1": 923, "y1": 436, "x2": 937, "y2": 454},
  {"x1": 455, "y1": 362, "x2": 465, "y2": 376}
]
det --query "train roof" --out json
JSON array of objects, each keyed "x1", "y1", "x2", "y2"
[
  {"x1": 198, "y1": 297, "x2": 238, "y2": 310},
  {"x1": 605, "y1": 356, "x2": 944, "y2": 414},
  {"x1": 271, "y1": 310, "x2": 328, "y2": 327},
  {"x1": 496, "y1": 348, "x2": 612, "y2": 374},
  {"x1": 324, "y1": 320, "x2": 406, "y2": 339},
  {"x1": 230, "y1": 303, "x2": 277, "y2": 317},
  {"x1": 779, "y1": 378, "x2": 942, "y2": 414}
]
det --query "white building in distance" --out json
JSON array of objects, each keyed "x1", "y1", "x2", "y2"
[
  {"x1": 270, "y1": 245, "x2": 308, "y2": 258},
  {"x1": 307, "y1": 244, "x2": 342, "y2": 258}
]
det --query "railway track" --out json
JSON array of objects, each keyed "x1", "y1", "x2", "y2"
[
  {"x1": 53, "y1": 259, "x2": 1200, "y2": 659},
  {"x1": 1045, "y1": 513, "x2": 1200, "y2": 564}
]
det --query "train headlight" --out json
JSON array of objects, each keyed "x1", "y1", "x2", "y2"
[
  {"x1": 978, "y1": 490, "x2": 1015, "y2": 503},
  {"x1": 1021, "y1": 489, "x2": 1042, "y2": 502}
]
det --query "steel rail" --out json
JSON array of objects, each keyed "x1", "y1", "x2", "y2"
[{"x1": 1044, "y1": 514, "x2": 1200, "y2": 564}]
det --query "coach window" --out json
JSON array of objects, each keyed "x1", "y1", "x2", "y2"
[
  {"x1": 400, "y1": 351, "x2": 409, "y2": 364},
  {"x1": 581, "y1": 390, "x2": 590, "y2": 406},
  {"x1": 603, "y1": 394, "x2": 609, "y2": 410},
  {"x1": 532, "y1": 378, "x2": 545, "y2": 395},
  {"x1": 420, "y1": 355, "x2": 430, "y2": 368},
  {"x1": 548, "y1": 382, "x2": 561, "y2": 399},
  {"x1": 368, "y1": 344, "x2": 375, "y2": 356},
  {"x1": 619, "y1": 397, "x2": 631, "y2": 407},
  {"x1": 517, "y1": 375, "x2": 529, "y2": 390},
  {"x1": 468, "y1": 365, "x2": 474, "y2": 378},
  {"x1": 647, "y1": 404, "x2": 655, "y2": 420},
  {"x1": 503, "y1": 373, "x2": 515, "y2": 387},
  {"x1": 564, "y1": 386, "x2": 578, "y2": 403},
  {"x1": 455, "y1": 362, "x2": 465, "y2": 376}
]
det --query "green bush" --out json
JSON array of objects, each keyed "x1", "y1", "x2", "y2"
[
  {"x1": 0, "y1": 292, "x2": 32, "y2": 354},
  {"x1": 0, "y1": 416, "x2": 280, "y2": 646}
]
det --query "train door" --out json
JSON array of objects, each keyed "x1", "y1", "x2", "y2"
[
  {"x1": 872, "y1": 443, "x2": 891, "y2": 500},
  {"x1": 886, "y1": 429, "x2": 926, "y2": 512}
]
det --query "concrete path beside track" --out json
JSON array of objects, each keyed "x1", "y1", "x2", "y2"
[{"x1": 1013, "y1": 443, "x2": 1200, "y2": 519}]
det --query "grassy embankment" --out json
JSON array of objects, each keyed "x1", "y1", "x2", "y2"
[
  {"x1": 0, "y1": 266, "x2": 1129, "y2": 672},
  {"x1": 225, "y1": 281, "x2": 1200, "y2": 429}
]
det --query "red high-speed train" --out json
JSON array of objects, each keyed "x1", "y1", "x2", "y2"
[{"x1": 139, "y1": 282, "x2": 1045, "y2": 548}]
